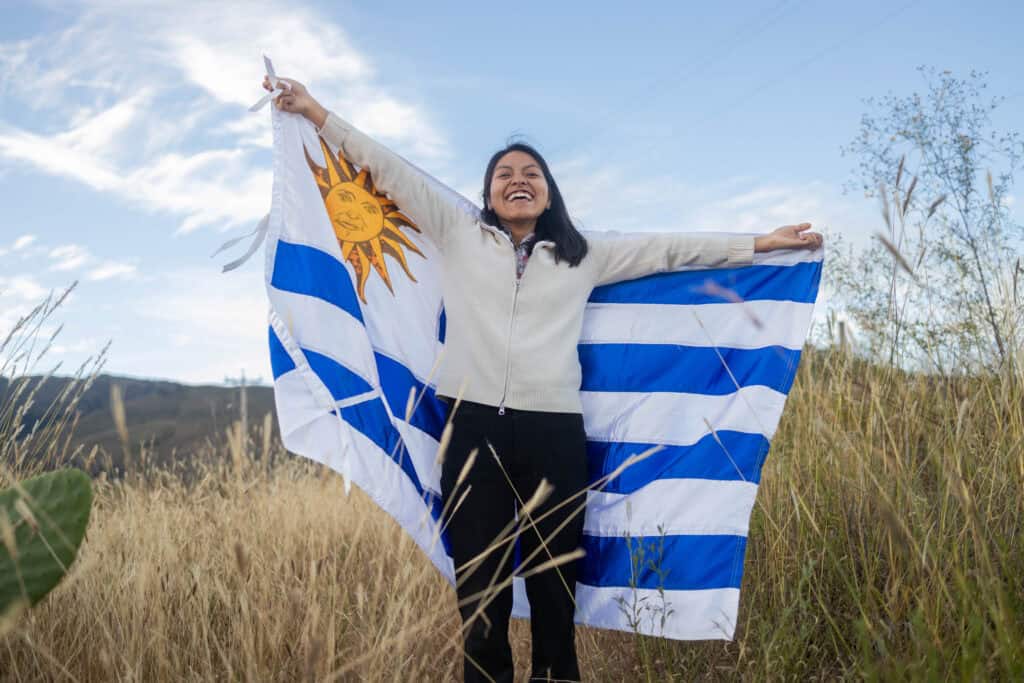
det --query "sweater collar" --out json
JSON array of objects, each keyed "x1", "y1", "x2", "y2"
[{"x1": 483, "y1": 222, "x2": 555, "y2": 249}]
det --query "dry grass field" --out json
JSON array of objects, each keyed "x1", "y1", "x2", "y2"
[{"x1": 2, "y1": 343, "x2": 1023, "y2": 681}]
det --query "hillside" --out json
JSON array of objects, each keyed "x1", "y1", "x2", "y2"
[{"x1": 0, "y1": 374, "x2": 278, "y2": 474}]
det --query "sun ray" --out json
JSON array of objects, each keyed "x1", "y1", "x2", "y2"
[
  {"x1": 366, "y1": 238, "x2": 394, "y2": 292},
  {"x1": 385, "y1": 210, "x2": 418, "y2": 231},
  {"x1": 302, "y1": 146, "x2": 331, "y2": 197},
  {"x1": 322, "y1": 137, "x2": 356, "y2": 181},
  {"x1": 316, "y1": 138, "x2": 345, "y2": 187},
  {"x1": 380, "y1": 235, "x2": 418, "y2": 282},
  {"x1": 349, "y1": 245, "x2": 372, "y2": 302},
  {"x1": 383, "y1": 222, "x2": 424, "y2": 256},
  {"x1": 354, "y1": 168, "x2": 373, "y2": 191},
  {"x1": 317, "y1": 138, "x2": 350, "y2": 187}
]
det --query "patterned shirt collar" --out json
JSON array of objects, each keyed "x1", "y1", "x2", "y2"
[
  {"x1": 496, "y1": 225, "x2": 537, "y2": 280},
  {"x1": 496, "y1": 224, "x2": 537, "y2": 248}
]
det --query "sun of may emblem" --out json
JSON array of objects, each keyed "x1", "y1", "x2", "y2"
[{"x1": 304, "y1": 137, "x2": 424, "y2": 303}]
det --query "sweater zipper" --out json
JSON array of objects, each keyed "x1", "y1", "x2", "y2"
[{"x1": 496, "y1": 229, "x2": 525, "y2": 416}]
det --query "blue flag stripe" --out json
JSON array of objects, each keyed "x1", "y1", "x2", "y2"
[
  {"x1": 578, "y1": 533, "x2": 746, "y2": 590},
  {"x1": 587, "y1": 431, "x2": 770, "y2": 492},
  {"x1": 374, "y1": 352, "x2": 448, "y2": 441},
  {"x1": 337, "y1": 398, "x2": 444, "y2": 525},
  {"x1": 269, "y1": 327, "x2": 296, "y2": 378},
  {"x1": 304, "y1": 348, "x2": 374, "y2": 401},
  {"x1": 271, "y1": 240, "x2": 364, "y2": 324},
  {"x1": 589, "y1": 261, "x2": 821, "y2": 305},
  {"x1": 579, "y1": 343, "x2": 801, "y2": 394}
]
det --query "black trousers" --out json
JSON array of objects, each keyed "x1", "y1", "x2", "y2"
[{"x1": 440, "y1": 400, "x2": 589, "y2": 683}]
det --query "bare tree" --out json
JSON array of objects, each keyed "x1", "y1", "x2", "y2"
[{"x1": 831, "y1": 66, "x2": 1023, "y2": 375}]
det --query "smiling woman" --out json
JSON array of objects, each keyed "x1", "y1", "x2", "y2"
[
  {"x1": 479, "y1": 143, "x2": 589, "y2": 272},
  {"x1": 262, "y1": 73, "x2": 822, "y2": 683}
]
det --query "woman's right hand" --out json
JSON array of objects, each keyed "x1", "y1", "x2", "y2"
[{"x1": 261, "y1": 75, "x2": 327, "y2": 128}]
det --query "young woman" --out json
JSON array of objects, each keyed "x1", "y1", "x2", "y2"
[{"x1": 262, "y1": 76, "x2": 823, "y2": 683}]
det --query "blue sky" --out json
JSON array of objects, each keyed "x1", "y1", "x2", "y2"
[{"x1": 1, "y1": 0, "x2": 1021, "y2": 385}]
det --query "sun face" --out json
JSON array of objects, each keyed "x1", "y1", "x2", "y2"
[{"x1": 305, "y1": 137, "x2": 424, "y2": 303}]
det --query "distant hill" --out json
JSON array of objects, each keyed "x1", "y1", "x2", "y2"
[{"x1": 0, "y1": 374, "x2": 279, "y2": 475}]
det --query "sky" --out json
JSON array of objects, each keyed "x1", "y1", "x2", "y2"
[{"x1": 1, "y1": 0, "x2": 1021, "y2": 386}]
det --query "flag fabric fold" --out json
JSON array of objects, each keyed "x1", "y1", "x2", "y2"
[{"x1": 261, "y1": 106, "x2": 823, "y2": 641}]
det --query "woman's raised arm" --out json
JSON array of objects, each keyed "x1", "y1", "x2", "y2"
[
  {"x1": 263, "y1": 76, "x2": 475, "y2": 251},
  {"x1": 588, "y1": 224, "x2": 822, "y2": 287}
]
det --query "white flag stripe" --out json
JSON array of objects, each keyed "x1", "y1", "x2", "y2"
[
  {"x1": 581, "y1": 385, "x2": 788, "y2": 445},
  {"x1": 581, "y1": 300, "x2": 815, "y2": 349},
  {"x1": 572, "y1": 584, "x2": 741, "y2": 640},
  {"x1": 392, "y1": 416, "x2": 443, "y2": 495},
  {"x1": 508, "y1": 579, "x2": 741, "y2": 640},
  {"x1": 269, "y1": 288, "x2": 379, "y2": 382},
  {"x1": 273, "y1": 368, "x2": 337, "y2": 438},
  {"x1": 583, "y1": 479, "x2": 759, "y2": 537},
  {"x1": 269, "y1": 311, "x2": 338, "y2": 412},
  {"x1": 751, "y1": 246, "x2": 823, "y2": 267}
]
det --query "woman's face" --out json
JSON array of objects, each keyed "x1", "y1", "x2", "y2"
[{"x1": 488, "y1": 150, "x2": 550, "y2": 227}]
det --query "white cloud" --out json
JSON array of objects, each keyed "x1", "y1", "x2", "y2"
[
  {"x1": 0, "y1": 274, "x2": 49, "y2": 338},
  {"x1": 0, "y1": 120, "x2": 125, "y2": 192},
  {"x1": 53, "y1": 87, "x2": 154, "y2": 160},
  {"x1": 51, "y1": 337, "x2": 103, "y2": 355},
  {"x1": 550, "y1": 153, "x2": 876, "y2": 252},
  {"x1": 217, "y1": 115, "x2": 272, "y2": 148},
  {"x1": 690, "y1": 183, "x2": 831, "y2": 233},
  {"x1": 0, "y1": 0, "x2": 449, "y2": 235},
  {"x1": 48, "y1": 244, "x2": 91, "y2": 271},
  {"x1": 87, "y1": 261, "x2": 137, "y2": 281},
  {"x1": 129, "y1": 265, "x2": 270, "y2": 383},
  {"x1": 0, "y1": 274, "x2": 47, "y2": 302},
  {"x1": 12, "y1": 234, "x2": 36, "y2": 250}
]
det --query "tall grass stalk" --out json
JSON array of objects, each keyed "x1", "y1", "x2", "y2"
[
  {"x1": 0, "y1": 344, "x2": 1019, "y2": 680},
  {"x1": 2, "y1": 277, "x2": 1023, "y2": 679}
]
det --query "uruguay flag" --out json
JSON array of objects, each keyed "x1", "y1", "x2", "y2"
[{"x1": 261, "y1": 104, "x2": 822, "y2": 641}]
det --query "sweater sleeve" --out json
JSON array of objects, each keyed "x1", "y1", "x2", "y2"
[
  {"x1": 315, "y1": 111, "x2": 478, "y2": 250},
  {"x1": 587, "y1": 230, "x2": 756, "y2": 286}
]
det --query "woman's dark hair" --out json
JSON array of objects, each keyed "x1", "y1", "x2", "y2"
[{"x1": 481, "y1": 141, "x2": 588, "y2": 267}]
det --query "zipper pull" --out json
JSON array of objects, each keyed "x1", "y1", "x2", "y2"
[{"x1": 497, "y1": 404, "x2": 505, "y2": 416}]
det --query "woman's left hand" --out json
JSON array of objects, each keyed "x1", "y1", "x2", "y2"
[{"x1": 754, "y1": 223, "x2": 823, "y2": 252}]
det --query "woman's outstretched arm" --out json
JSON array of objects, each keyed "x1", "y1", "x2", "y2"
[
  {"x1": 589, "y1": 223, "x2": 822, "y2": 287},
  {"x1": 263, "y1": 76, "x2": 475, "y2": 251}
]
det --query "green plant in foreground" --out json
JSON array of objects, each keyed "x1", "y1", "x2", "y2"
[{"x1": 0, "y1": 468, "x2": 93, "y2": 615}]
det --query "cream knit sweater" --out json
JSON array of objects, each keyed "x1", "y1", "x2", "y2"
[{"x1": 317, "y1": 111, "x2": 756, "y2": 414}]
